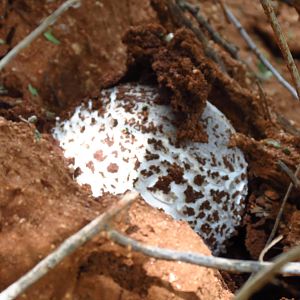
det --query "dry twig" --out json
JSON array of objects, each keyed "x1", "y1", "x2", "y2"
[
  {"x1": 260, "y1": 0, "x2": 300, "y2": 99},
  {"x1": 167, "y1": 0, "x2": 227, "y2": 71},
  {"x1": 259, "y1": 235, "x2": 283, "y2": 262},
  {"x1": 0, "y1": 0, "x2": 81, "y2": 72},
  {"x1": 235, "y1": 244, "x2": 300, "y2": 300},
  {"x1": 277, "y1": 160, "x2": 300, "y2": 189},
  {"x1": 244, "y1": 162, "x2": 300, "y2": 294},
  {"x1": 219, "y1": 1, "x2": 298, "y2": 100},
  {"x1": 176, "y1": 0, "x2": 239, "y2": 58},
  {"x1": 0, "y1": 192, "x2": 138, "y2": 300},
  {"x1": 265, "y1": 162, "x2": 300, "y2": 246},
  {"x1": 256, "y1": 80, "x2": 273, "y2": 122},
  {"x1": 106, "y1": 229, "x2": 300, "y2": 275}
]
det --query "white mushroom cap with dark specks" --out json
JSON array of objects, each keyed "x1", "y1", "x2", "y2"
[{"x1": 52, "y1": 83, "x2": 248, "y2": 254}]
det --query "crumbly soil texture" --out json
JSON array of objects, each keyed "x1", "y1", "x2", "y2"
[{"x1": 1, "y1": 0, "x2": 300, "y2": 299}]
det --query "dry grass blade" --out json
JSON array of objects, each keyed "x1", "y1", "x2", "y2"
[
  {"x1": 277, "y1": 161, "x2": 300, "y2": 189},
  {"x1": 259, "y1": 235, "x2": 283, "y2": 262},
  {"x1": 265, "y1": 163, "x2": 300, "y2": 246},
  {"x1": 235, "y1": 244, "x2": 300, "y2": 300},
  {"x1": 0, "y1": 192, "x2": 138, "y2": 300},
  {"x1": 0, "y1": 0, "x2": 81, "y2": 72},
  {"x1": 260, "y1": 0, "x2": 300, "y2": 99},
  {"x1": 256, "y1": 80, "x2": 273, "y2": 122}
]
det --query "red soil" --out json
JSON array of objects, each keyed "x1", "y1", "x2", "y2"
[{"x1": 1, "y1": 0, "x2": 300, "y2": 299}]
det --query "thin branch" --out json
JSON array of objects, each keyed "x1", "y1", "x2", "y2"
[
  {"x1": 266, "y1": 162, "x2": 300, "y2": 245},
  {"x1": 256, "y1": 79, "x2": 273, "y2": 122},
  {"x1": 235, "y1": 244, "x2": 300, "y2": 300},
  {"x1": 107, "y1": 229, "x2": 300, "y2": 275},
  {"x1": 277, "y1": 160, "x2": 300, "y2": 189},
  {"x1": 276, "y1": 114, "x2": 300, "y2": 137},
  {"x1": 217, "y1": 0, "x2": 231, "y2": 23},
  {"x1": 0, "y1": 0, "x2": 81, "y2": 72},
  {"x1": 0, "y1": 192, "x2": 138, "y2": 300},
  {"x1": 219, "y1": 1, "x2": 299, "y2": 100},
  {"x1": 177, "y1": 0, "x2": 239, "y2": 58},
  {"x1": 260, "y1": 0, "x2": 300, "y2": 98},
  {"x1": 259, "y1": 235, "x2": 283, "y2": 262},
  {"x1": 167, "y1": 0, "x2": 227, "y2": 72},
  {"x1": 244, "y1": 162, "x2": 300, "y2": 294}
]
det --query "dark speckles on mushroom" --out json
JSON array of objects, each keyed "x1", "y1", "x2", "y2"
[
  {"x1": 145, "y1": 150, "x2": 160, "y2": 161},
  {"x1": 73, "y1": 167, "x2": 82, "y2": 178},
  {"x1": 112, "y1": 119, "x2": 118, "y2": 127},
  {"x1": 149, "y1": 165, "x2": 161, "y2": 173},
  {"x1": 141, "y1": 169, "x2": 153, "y2": 177},
  {"x1": 201, "y1": 224, "x2": 212, "y2": 235},
  {"x1": 107, "y1": 163, "x2": 119, "y2": 173},
  {"x1": 210, "y1": 189, "x2": 228, "y2": 204},
  {"x1": 134, "y1": 159, "x2": 141, "y2": 171},
  {"x1": 184, "y1": 162, "x2": 191, "y2": 170},
  {"x1": 86, "y1": 161, "x2": 95, "y2": 173},
  {"x1": 197, "y1": 211, "x2": 206, "y2": 219},
  {"x1": 91, "y1": 117, "x2": 96, "y2": 125},
  {"x1": 207, "y1": 236, "x2": 217, "y2": 246},
  {"x1": 232, "y1": 190, "x2": 240, "y2": 199},
  {"x1": 183, "y1": 206, "x2": 195, "y2": 217},
  {"x1": 223, "y1": 156, "x2": 234, "y2": 172},
  {"x1": 210, "y1": 152, "x2": 217, "y2": 167},
  {"x1": 104, "y1": 136, "x2": 114, "y2": 147},
  {"x1": 212, "y1": 211, "x2": 220, "y2": 222},
  {"x1": 193, "y1": 175, "x2": 205, "y2": 186},
  {"x1": 199, "y1": 200, "x2": 212, "y2": 211},
  {"x1": 222, "y1": 203, "x2": 229, "y2": 212},
  {"x1": 184, "y1": 186, "x2": 204, "y2": 203},
  {"x1": 148, "y1": 138, "x2": 167, "y2": 152},
  {"x1": 94, "y1": 150, "x2": 107, "y2": 162},
  {"x1": 167, "y1": 163, "x2": 186, "y2": 184},
  {"x1": 210, "y1": 172, "x2": 219, "y2": 179},
  {"x1": 53, "y1": 83, "x2": 248, "y2": 254},
  {"x1": 195, "y1": 156, "x2": 206, "y2": 165}
]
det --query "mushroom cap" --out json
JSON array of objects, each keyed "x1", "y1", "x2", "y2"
[{"x1": 53, "y1": 83, "x2": 248, "y2": 254}]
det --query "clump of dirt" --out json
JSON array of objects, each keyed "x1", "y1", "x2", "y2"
[
  {"x1": 0, "y1": 117, "x2": 100, "y2": 290},
  {"x1": 75, "y1": 201, "x2": 233, "y2": 300},
  {"x1": 0, "y1": 0, "x2": 156, "y2": 125},
  {"x1": 0, "y1": 118, "x2": 233, "y2": 299},
  {"x1": 284, "y1": 210, "x2": 300, "y2": 248},
  {"x1": 122, "y1": 0, "x2": 300, "y2": 268},
  {"x1": 123, "y1": 6, "x2": 300, "y2": 184},
  {"x1": 124, "y1": 24, "x2": 211, "y2": 142}
]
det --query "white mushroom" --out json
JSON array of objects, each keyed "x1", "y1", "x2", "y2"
[{"x1": 52, "y1": 83, "x2": 248, "y2": 254}]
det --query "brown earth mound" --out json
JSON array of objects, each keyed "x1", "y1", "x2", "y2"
[{"x1": 0, "y1": 118, "x2": 233, "y2": 299}]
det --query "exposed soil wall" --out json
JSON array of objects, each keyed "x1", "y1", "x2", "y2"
[{"x1": 0, "y1": 0, "x2": 300, "y2": 299}]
